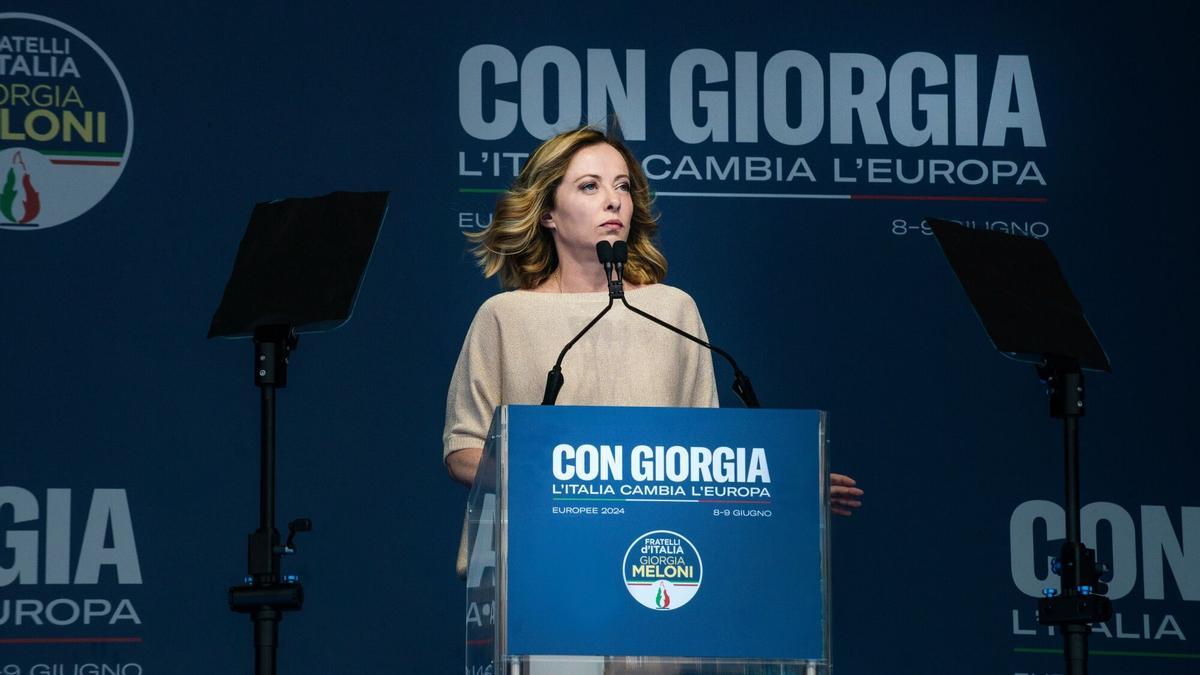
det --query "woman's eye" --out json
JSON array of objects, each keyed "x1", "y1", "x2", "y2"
[{"x1": 616, "y1": 183, "x2": 631, "y2": 192}]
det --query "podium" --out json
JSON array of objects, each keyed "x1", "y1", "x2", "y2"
[{"x1": 465, "y1": 406, "x2": 831, "y2": 674}]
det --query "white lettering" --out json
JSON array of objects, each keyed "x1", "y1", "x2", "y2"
[
  {"x1": 829, "y1": 53, "x2": 887, "y2": 145},
  {"x1": 459, "y1": 45, "x2": 518, "y2": 140},
  {"x1": 762, "y1": 50, "x2": 823, "y2": 146},
  {"x1": 670, "y1": 49, "x2": 728, "y2": 143},
  {"x1": 982, "y1": 55, "x2": 1045, "y2": 147},
  {"x1": 520, "y1": 46, "x2": 581, "y2": 139},
  {"x1": 889, "y1": 51, "x2": 948, "y2": 147},
  {"x1": 586, "y1": 49, "x2": 645, "y2": 140},
  {"x1": 1142, "y1": 506, "x2": 1200, "y2": 600},
  {"x1": 74, "y1": 490, "x2": 142, "y2": 584}
]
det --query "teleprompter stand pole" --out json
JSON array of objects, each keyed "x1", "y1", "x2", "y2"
[
  {"x1": 228, "y1": 326, "x2": 311, "y2": 675},
  {"x1": 927, "y1": 218, "x2": 1115, "y2": 675},
  {"x1": 207, "y1": 192, "x2": 389, "y2": 675},
  {"x1": 1036, "y1": 357, "x2": 1112, "y2": 675}
]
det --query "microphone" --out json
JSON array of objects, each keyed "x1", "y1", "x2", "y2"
[
  {"x1": 597, "y1": 240, "x2": 614, "y2": 279},
  {"x1": 606, "y1": 240, "x2": 625, "y2": 299},
  {"x1": 613, "y1": 240, "x2": 628, "y2": 275},
  {"x1": 541, "y1": 242, "x2": 619, "y2": 405},
  {"x1": 611, "y1": 242, "x2": 761, "y2": 408}
]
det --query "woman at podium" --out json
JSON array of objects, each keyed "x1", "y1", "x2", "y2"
[
  {"x1": 442, "y1": 125, "x2": 861, "y2": 574},
  {"x1": 444, "y1": 126, "x2": 717, "y2": 481}
]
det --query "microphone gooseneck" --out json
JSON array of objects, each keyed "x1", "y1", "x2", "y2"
[
  {"x1": 541, "y1": 243, "x2": 618, "y2": 405},
  {"x1": 611, "y1": 242, "x2": 760, "y2": 408},
  {"x1": 541, "y1": 238, "x2": 761, "y2": 408}
]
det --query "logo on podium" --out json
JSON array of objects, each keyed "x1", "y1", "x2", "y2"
[{"x1": 622, "y1": 530, "x2": 703, "y2": 611}]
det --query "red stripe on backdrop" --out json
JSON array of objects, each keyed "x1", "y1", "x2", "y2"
[{"x1": 48, "y1": 159, "x2": 122, "y2": 167}]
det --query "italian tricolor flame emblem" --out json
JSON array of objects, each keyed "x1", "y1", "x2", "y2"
[
  {"x1": 0, "y1": 151, "x2": 41, "y2": 224},
  {"x1": 655, "y1": 582, "x2": 671, "y2": 609}
]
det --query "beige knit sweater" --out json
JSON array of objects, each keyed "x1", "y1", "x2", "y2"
[
  {"x1": 443, "y1": 283, "x2": 719, "y2": 457},
  {"x1": 444, "y1": 284, "x2": 719, "y2": 575}
]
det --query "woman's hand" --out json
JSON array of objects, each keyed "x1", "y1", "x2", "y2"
[{"x1": 830, "y1": 473, "x2": 863, "y2": 516}]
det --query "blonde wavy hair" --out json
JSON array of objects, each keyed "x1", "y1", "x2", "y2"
[{"x1": 467, "y1": 126, "x2": 667, "y2": 290}]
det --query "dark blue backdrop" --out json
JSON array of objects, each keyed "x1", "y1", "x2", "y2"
[{"x1": 2, "y1": 2, "x2": 1196, "y2": 674}]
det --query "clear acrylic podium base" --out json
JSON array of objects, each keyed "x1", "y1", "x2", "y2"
[{"x1": 507, "y1": 655, "x2": 829, "y2": 675}]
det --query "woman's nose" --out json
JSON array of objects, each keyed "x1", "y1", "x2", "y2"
[{"x1": 605, "y1": 188, "x2": 621, "y2": 210}]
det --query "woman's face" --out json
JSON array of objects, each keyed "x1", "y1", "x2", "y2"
[{"x1": 543, "y1": 143, "x2": 633, "y2": 261}]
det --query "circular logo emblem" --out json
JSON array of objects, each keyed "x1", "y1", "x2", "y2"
[
  {"x1": 0, "y1": 13, "x2": 133, "y2": 231},
  {"x1": 622, "y1": 530, "x2": 703, "y2": 611}
]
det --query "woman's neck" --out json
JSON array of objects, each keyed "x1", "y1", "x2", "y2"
[
  {"x1": 554, "y1": 258, "x2": 608, "y2": 293},
  {"x1": 533, "y1": 259, "x2": 645, "y2": 293},
  {"x1": 533, "y1": 244, "x2": 646, "y2": 293}
]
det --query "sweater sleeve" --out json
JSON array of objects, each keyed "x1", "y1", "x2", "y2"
[{"x1": 443, "y1": 302, "x2": 501, "y2": 459}]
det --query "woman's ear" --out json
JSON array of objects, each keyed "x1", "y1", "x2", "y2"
[{"x1": 540, "y1": 211, "x2": 556, "y2": 230}]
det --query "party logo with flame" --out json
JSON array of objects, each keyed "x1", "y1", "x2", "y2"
[
  {"x1": 1, "y1": 150, "x2": 40, "y2": 223},
  {"x1": 623, "y1": 530, "x2": 703, "y2": 611},
  {"x1": 0, "y1": 13, "x2": 133, "y2": 230}
]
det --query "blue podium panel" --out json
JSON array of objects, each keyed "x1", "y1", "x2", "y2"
[{"x1": 503, "y1": 406, "x2": 828, "y2": 661}]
